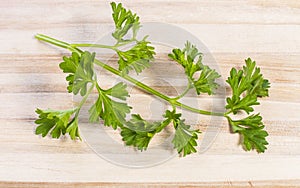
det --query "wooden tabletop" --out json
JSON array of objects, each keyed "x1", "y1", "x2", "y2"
[{"x1": 1, "y1": 0, "x2": 300, "y2": 187}]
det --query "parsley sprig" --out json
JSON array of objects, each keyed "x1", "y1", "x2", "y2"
[
  {"x1": 34, "y1": 2, "x2": 270, "y2": 156},
  {"x1": 225, "y1": 58, "x2": 270, "y2": 152}
]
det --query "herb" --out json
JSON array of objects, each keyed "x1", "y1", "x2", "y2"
[
  {"x1": 34, "y1": 2, "x2": 270, "y2": 156},
  {"x1": 225, "y1": 58, "x2": 270, "y2": 152}
]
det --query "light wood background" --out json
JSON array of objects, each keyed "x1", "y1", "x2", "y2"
[{"x1": 1, "y1": 0, "x2": 300, "y2": 187}]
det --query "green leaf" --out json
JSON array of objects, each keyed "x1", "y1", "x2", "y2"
[
  {"x1": 172, "y1": 119, "x2": 200, "y2": 156},
  {"x1": 59, "y1": 51, "x2": 96, "y2": 96},
  {"x1": 163, "y1": 109, "x2": 200, "y2": 156},
  {"x1": 104, "y1": 82, "x2": 129, "y2": 100},
  {"x1": 59, "y1": 52, "x2": 80, "y2": 93},
  {"x1": 164, "y1": 109, "x2": 181, "y2": 121},
  {"x1": 243, "y1": 58, "x2": 271, "y2": 97},
  {"x1": 72, "y1": 51, "x2": 96, "y2": 96},
  {"x1": 111, "y1": 2, "x2": 140, "y2": 41},
  {"x1": 88, "y1": 82, "x2": 131, "y2": 129},
  {"x1": 226, "y1": 59, "x2": 270, "y2": 153},
  {"x1": 227, "y1": 114, "x2": 268, "y2": 153},
  {"x1": 117, "y1": 39, "x2": 155, "y2": 75},
  {"x1": 226, "y1": 58, "x2": 270, "y2": 114},
  {"x1": 66, "y1": 118, "x2": 80, "y2": 140},
  {"x1": 35, "y1": 108, "x2": 80, "y2": 140},
  {"x1": 168, "y1": 41, "x2": 221, "y2": 95},
  {"x1": 121, "y1": 114, "x2": 163, "y2": 151},
  {"x1": 226, "y1": 95, "x2": 260, "y2": 114},
  {"x1": 240, "y1": 127, "x2": 268, "y2": 153}
]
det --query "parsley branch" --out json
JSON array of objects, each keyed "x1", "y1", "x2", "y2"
[
  {"x1": 225, "y1": 58, "x2": 270, "y2": 152},
  {"x1": 34, "y1": 2, "x2": 271, "y2": 156}
]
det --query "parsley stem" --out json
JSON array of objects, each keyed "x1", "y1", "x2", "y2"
[
  {"x1": 35, "y1": 34, "x2": 82, "y2": 54},
  {"x1": 173, "y1": 101, "x2": 224, "y2": 116},
  {"x1": 35, "y1": 34, "x2": 225, "y2": 117},
  {"x1": 94, "y1": 59, "x2": 224, "y2": 117},
  {"x1": 71, "y1": 43, "x2": 118, "y2": 51},
  {"x1": 171, "y1": 83, "x2": 192, "y2": 101},
  {"x1": 93, "y1": 59, "x2": 171, "y2": 102},
  {"x1": 75, "y1": 84, "x2": 95, "y2": 118}
]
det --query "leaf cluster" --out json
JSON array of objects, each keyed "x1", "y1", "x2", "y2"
[
  {"x1": 35, "y1": 108, "x2": 80, "y2": 140},
  {"x1": 169, "y1": 42, "x2": 221, "y2": 95},
  {"x1": 226, "y1": 58, "x2": 270, "y2": 152}
]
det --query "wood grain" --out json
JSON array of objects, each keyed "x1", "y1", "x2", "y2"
[{"x1": 0, "y1": 0, "x2": 300, "y2": 187}]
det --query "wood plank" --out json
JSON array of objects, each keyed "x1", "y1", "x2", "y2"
[
  {"x1": 1, "y1": 118, "x2": 299, "y2": 156},
  {"x1": 0, "y1": 153, "x2": 299, "y2": 182},
  {"x1": 1, "y1": 180, "x2": 300, "y2": 188},
  {"x1": 1, "y1": 0, "x2": 300, "y2": 186},
  {"x1": 1, "y1": 92, "x2": 299, "y2": 119},
  {"x1": 1, "y1": 24, "x2": 300, "y2": 54},
  {"x1": 1, "y1": 0, "x2": 300, "y2": 27}
]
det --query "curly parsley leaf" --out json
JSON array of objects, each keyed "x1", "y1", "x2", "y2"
[
  {"x1": 35, "y1": 108, "x2": 80, "y2": 140},
  {"x1": 59, "y1": 51, "x2": 96, "y2": 96},
  {"x1": 117, "y1": 39, "x2": 155, "y2": 75},
  {"x1": 227, "y1": 114, "x2": 268, "y2": 153},
  {"x1": 88, "y1": 82, "x2": 131, "y2": 129},
  {"x1": 226, "y1": 58, "x2": 270, "y2": 114},
  {"x1": 168, "y1": 41, "x2": 221, "y2": 95},
  {"x1": 111, "y1": 2, "x2": 140, "y2": 41}
]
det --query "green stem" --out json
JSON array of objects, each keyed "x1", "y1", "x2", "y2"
[
  {"x1": 94, "y1": 59, "x2": 171, "y2": 102},
  {"x1": 71, "y1": 38, "x2": 137, "y2": 51},
  {"x1": 35, "y1": 34, "x2": 82, "y2": 54},
  {"x1": 173, "y1": 101, "x2": 224, "y2": 116},
  {"x1": 171, "y1": 82, "x2": 192, "y2": 100},
  {"x1": 75, "y1": 84, "x2": 95, "y2": 118},
  {"x1": 71, "y1": 43, "x2": 118, "y2": 51},
  {"x1": 35, "y1": 34, "x2": 225, "y2": 117}
]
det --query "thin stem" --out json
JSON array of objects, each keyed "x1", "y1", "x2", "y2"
[
  {"x1": 71, "y1": 39, "x2": 137, "y2": 51},
  {"x1": 173, "y1": 101, "x2": 224, "y2": 116},
  {"x1": 94, "y1": 59, "x2": 224, "y2": 117},
  {"x1": 35, "y1": 34, "x2": 82, "y2": 54},
  {"x1": 115, "y1": 39, "x2": 136, "y2": 47},
  {"x1": 171, "y1": 82, "x2": 192, "y2": 100},
  {"x1": 94, "y1": 59, "x2": 171, "y2": 102},
  {"x1": 71, "y1": 43, "x2": 118, "y2": 51},
  {"x1": 35, "y1": 34, "x2": 225, "y2": 117},
  {"x1": 75, "y1": 84, "x2": 95, "y2": 118}
]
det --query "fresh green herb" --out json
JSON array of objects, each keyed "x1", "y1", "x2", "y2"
[
  {"x1": 225, "y1": 58, "x2": 270, "y2": 152},
  {"x1": 168, "y1": 41, "x2": 221, "y2": 95},
  {"x1": 34, "y1": 2, "x2": 270, "y2": 156}
]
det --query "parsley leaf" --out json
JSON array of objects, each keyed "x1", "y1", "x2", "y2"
[
  {"x1": 88, "y1": 82, "x2": 131, "y2": 129},
  {"x1": 117, "y1": 39, "x2": 155, "y2": 74},
  {"x1": 172, "y1": 120, "x2": 200, "y2": 156},
  {"x1": 110, "y1": 3, "x2": 155, "y2": 75},
  {"x1": 168, "y1": 41, "x2": 221, "y2": 95},
  {"x1": 164, "y1": 110, "x2": 200, "y2": 156},
  {"x1": 227, "y1": 114, "x2": 268, "y2": 153},
  {"x1": 59, "y1": 52, "x2": 80, "y2": 93},
  {"x1": 111, "y1": 2, "x2": 140, "y2": 41},
  {"x1": 35, "y1": 108, "x2": 80, "y2": 140},
  {"x1": 226, "y1": 58, "x2": 270, "y2": 114},
  {"x1": 59, "y1": 51, "x2": 96, "y2": 96},
  {"x1": 121, "y1": 114, "x2": 167, "y2": 151},
  {"x1": 225, "y1": 58, "x2": 270, "y2": 153}
]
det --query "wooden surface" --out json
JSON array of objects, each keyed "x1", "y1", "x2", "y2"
[{"x1": 1, "y1": 0, "x2": 300, "y2": 187}]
